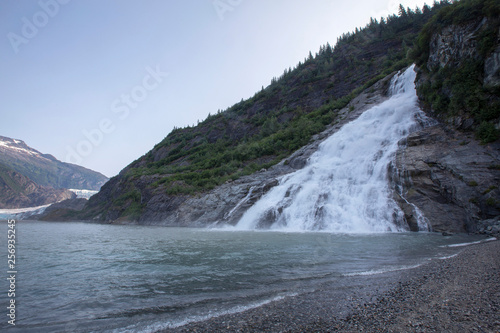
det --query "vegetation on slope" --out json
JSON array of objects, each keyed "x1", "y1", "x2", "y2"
[
  {"x1": 410, "y1": 0, "x2": 500, "y2": 143},
  {"x1": 86, "y1": 1, "x2": 457, "y2": 220}
]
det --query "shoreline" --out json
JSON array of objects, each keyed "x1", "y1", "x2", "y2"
[{"x1": 169, "y1": 238, "x2": 500, "y2": 332}]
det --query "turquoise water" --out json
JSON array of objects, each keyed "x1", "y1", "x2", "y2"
[{"x1": 0, "y1": 221, "x2": 487, "y2": 332}]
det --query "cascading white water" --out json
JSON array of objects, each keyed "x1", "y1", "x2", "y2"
[{"x1": 235, "y1": 65, "x2": 427, "y2": 233}]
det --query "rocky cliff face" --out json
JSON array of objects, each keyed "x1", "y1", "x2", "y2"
[
  {"x1": 426, "y1": 16, "x2": 500, "y2": 90},
  {"x1": 392, "y1": 125, "x2": 500, "y2": 233},
  {"x1": 426, "y1": 19, "x2": 486, "y2": 71},
  {"x1": 414, "y1": 12, "x2": 500, "y2": 137},
  {"x1": 396, "y1": 8, "x2": 500, "y2": 235}
]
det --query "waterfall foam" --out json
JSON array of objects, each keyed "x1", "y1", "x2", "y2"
[{"x1": 235, "y1": 65, "x2": 428, "y2": 233}]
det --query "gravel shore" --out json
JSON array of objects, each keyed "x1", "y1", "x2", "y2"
[{"x1": 169, "y1": 238, "x2": 500, "y2": 333}]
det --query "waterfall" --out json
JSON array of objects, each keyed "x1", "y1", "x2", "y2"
[{"x1": 235, "y1": 65, "x2": 427, "y2": 233}]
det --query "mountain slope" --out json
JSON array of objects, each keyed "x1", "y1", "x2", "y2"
[
  {"x1": 62, "y1": 0, "x2": 499, "y2": 234},
  {"x1": 81, "y1": 1, "x2": 452, "y2": 223},
  {"x1": 0, "y1": 162, "x2": 75, "y2": 209},
  {"x1": 0, "y1": 136, "x2": 108, "y2": 190}
]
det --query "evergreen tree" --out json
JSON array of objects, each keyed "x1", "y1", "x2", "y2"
[{"x1": 399, "y1": 4, "x2": 408, "y2": 17}]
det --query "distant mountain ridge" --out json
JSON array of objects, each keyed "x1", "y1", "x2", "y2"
[
  {"x1": 0, "y1": 135, "x2": 108, "y2": 209},
  {"x1": 0, "y1": 162, "x2": 75, "y2": 209},
  {"x1": 0, "y1": 135, "x2": 108, "y2": 191}
]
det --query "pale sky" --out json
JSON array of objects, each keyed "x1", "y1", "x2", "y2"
[{"x1": 0, "y1": 0, "x2": 430, "y2": 177}]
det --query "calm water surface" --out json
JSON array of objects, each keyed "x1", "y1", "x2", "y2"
[{"x1": 0, "y1": 221, "x2": 487, "y2": 332}]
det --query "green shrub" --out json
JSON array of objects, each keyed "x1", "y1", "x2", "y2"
[
  {"x1": 469, "y1": 197, "x2": 479, "y2": 204},
  {"x1": 482, "y1": 186, "x2": 498, "y2": 195},
  {"x1": 486, "y1": 197, "x2": 497, "y2": 206},
  {"x1": 122, "y1": 202, "x2": 143, "y2": 220},
  {"x1": 476, "y1": 122, "x2": 499, "y2": 143}
]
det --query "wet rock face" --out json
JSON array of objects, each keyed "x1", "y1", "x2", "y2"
[{"x1": 393, "y1": 125, "x2": 500, "y2": 233}]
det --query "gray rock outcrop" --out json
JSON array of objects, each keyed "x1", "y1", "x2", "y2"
[
  {"x1": 392, "y1": 125, "x2": 500, "y2": 233},
  {"x1": 427, "y1": 19, "x2": 485, "y2": 70},
  {"x1": 426, "y1": 17, "x2": 500, "y2": 89}
]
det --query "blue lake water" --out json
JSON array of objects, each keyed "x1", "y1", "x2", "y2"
[{"x1": 0, "y1": 221, "x2": 487, "y2": 332}]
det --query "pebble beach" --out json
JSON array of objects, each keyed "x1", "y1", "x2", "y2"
[{"x1": 169, "y1": 238, "x2": 500, "y2": 333}]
